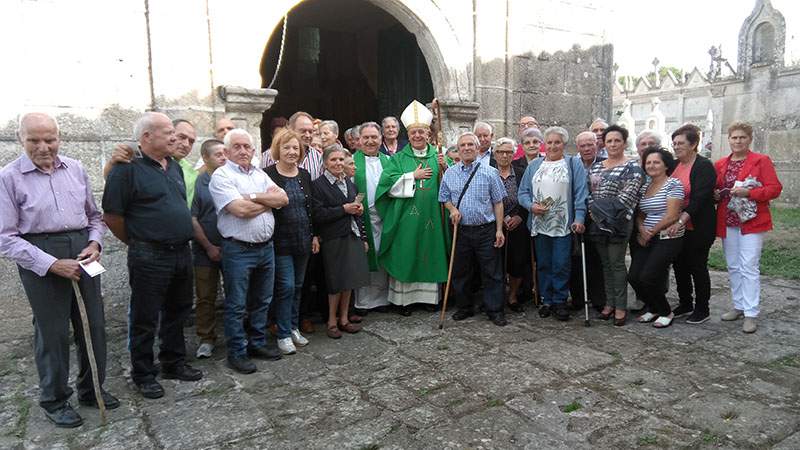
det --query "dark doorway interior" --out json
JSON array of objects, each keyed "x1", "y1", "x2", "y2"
[{"x1": 259, "y1": 0, "x2": 434, "y2": 149}]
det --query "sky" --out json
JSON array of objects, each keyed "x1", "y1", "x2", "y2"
[{"x1": 606, "y1": 0, "x2": 800, "y2": 77}]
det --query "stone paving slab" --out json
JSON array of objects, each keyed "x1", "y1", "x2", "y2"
[{"x1": 1, "y1": 270, "x2": 799, "y2": 448}]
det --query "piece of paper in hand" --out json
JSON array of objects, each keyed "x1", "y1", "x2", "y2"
[{"x1": 80, "y1": 260, "x2": 107, "y2": 278}]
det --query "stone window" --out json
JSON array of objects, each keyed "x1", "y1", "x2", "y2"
[{"x1": 752, "y1": 22, "x2": 775, "y2": 64}]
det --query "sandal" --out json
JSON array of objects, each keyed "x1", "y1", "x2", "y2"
[
  {"x1": 614, "y1": 313, "x2": 627, "y2": 327},
  {"x1": 326, "y1": 325, "x2": 342, "y2": 339},
  {"x1": 598, "y1": 308, "x2": 613, "y2": 320},
  {"x1": 348, "y1": 314, "x2": 363, "y2": 324},
  {"x1": 338, "y1": 322, "x2": 362, "y2": 334},
  {"x1": 637, "y1": 312, "x2": 657, "y2": 323},
  {"x1": 653, "y1": 315, "x2": 673, "y2": 329}
]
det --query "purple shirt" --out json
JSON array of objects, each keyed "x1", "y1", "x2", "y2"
[{"x1": 0, "y1": 154, "x2": 105, "y2": 276}]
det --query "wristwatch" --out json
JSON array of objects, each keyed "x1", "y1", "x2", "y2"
[
  {"x1": 677, "y1": 218, "x2": 685, "y2": 226},
  {"x1": 249, "y1": 193, "x2": 257, "y2": 200}
]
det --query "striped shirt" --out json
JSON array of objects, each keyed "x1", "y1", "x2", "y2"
[
  {"x1": 263, "y1": 147, "x2": 324, "y2": 180},
  {"x1": 439, "y1": 161, "x2": 506, "y2": 225},
  {"x1": 0, "y1": 154, "x2": 105, "y2": 276},
  {"x1": 209, "y1": 160, "x2": 276, "y2": 243},
  {"x1": 639, "y1": 177, "x2": 684, "y2": 231}
]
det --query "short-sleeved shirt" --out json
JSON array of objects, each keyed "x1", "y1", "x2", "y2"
[
  {"x1": 439, "y1": 161, "x2": 507, "y2": 226},
  {"x1": 102, "y1": 153, "x2": 193, "y2": 245},
  {"x1": 191, "y1": 171, "x2": 222, "y2": 266},
  {"x1": 639, "y1": 177, "x2": 685, "y2": 231},
  {"x1": 209, "y1": 160, "x2": 276, "y2": 243}
]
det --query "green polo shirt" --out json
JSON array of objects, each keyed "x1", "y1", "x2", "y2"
[{"x1": 178, "y1": 158, "x2": 198, "y2": 208}]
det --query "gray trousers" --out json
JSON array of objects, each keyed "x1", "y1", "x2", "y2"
[{"x1": 18, "y1": 230, "x2": 106, "y2": 411}]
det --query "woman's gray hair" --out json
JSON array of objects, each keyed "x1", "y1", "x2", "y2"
[
  {"x1": 635, "y1": 130, "x2": 662, "y2": 147},
  {"x1": 520, "y1": 127, "x2": 544, "y2": 142},
  {"x1": 543, "y1": 126, "x2": 569, "y2": 143},
  {"x1": 359, "y1": 121, "x2": 382, "y2": 135},
  {"x1": 319, "y1": 120, "x2": 339, "y2": 135},
  {"x1": 457, "y1": 131, "x2": 480, "y2": 147},
  {"x1": 322, "y1": 143, "x2": 346, "y2": 161},
  {"x1": 495, "y1": 137, "x2": 516, "y2": 148}
]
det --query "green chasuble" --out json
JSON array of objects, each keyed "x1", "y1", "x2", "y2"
[
  {"x1": 375, "y1": 143, "x2": 449, "y2": 283},
  {"x1": 353, "y1": 150, "x2": 390, "y2": 271}
]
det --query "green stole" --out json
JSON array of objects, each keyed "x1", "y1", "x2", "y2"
[
  {"x1": 374, "y1": 143, "x2": 449, "y2": 283},
  {"x1": 353, "y1": 150, "x2": 390, "y2": 271}
]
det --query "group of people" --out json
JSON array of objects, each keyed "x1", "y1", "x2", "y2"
[{"x1": 0, "y1": 100, "x2": 782, "y2": 428}]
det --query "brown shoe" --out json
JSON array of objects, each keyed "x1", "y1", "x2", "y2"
[
  {"x1": 326, "y1": 325, "x2": 342, "y2": 339},
  {"x1": 338, "y1": 322, "x2": 362, "y2": 334},
  {"x1": 348, "y1": 314, "x2": 363, "y2": 324},
  {"x1": 300, "y1": 319, "x2": 316, "y2": 334}
]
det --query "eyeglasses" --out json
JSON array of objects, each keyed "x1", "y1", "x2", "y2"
[{"x1": 519, "y1": 121, "x2": 538, "y2": 128}]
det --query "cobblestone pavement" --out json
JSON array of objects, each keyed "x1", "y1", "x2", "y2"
[{"x1": 1, "y1": 270, "x2": 799, "y2": 449}]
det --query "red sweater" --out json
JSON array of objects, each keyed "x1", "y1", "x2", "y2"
[{"x1": 714, "y1": 150, "x2": 782, "y2": 237}]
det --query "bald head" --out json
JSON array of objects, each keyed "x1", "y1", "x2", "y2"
[
  {"x1": 215, "y1": 118, "x2": 235, "y2": 140},
  {"x1": 134, "y1": 112, "x2": 176, "y2": 158},
  {"x1": 18, "y1": 113, "x2": 60, "y2": 171}
]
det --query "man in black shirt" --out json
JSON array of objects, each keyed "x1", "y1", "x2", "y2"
[
  {"x1": 102, "y1": 112, "x2": 202, "y2": 399},
  {"x1": 191, "y1": 139, "x2": 226, "y2": 359}
]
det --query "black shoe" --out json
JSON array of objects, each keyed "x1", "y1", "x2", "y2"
[
  {"x1": 686, "y1": 310, "x2": 710, "y2": 324},
  {"x1": 398, "y1": 306, "x2": 413, "y2": 316},
  {"x1": 452, "y1": 309, "x2": 475, "y2": 321},
  {"x1": 78, "y1": 391, "x2": 121, "y2": 410},
  {"x1": 353, "y1": 308, "x2": 369, "y2": 316},
  {"x1": 135, "y1": 380, "x2": 165, "y2": 399},
  {"x1": 161, "y1": 363, "x2": 203, "y2": 382},
  {"x1": 508, "y1": 302, "x2": 524, "y2": 313},
  {"x1": 538, "y1": 305, "x2": 552, "y2": 318},
  {"x1": 44, "y1": 403, "x2": 83, "y2": 428},
  {"x1": 227, "y1": 356, "x2": 257, "y2": 374},
  {"x1": 489, "y1": 313, "x2": 508, "y2": 327},
  {"x1": 374, "y1": 305, "x2": 390, "y2": 313},
  {"x1": 247, "y1": 345, "x2": 283, "y2": 361},
  {"x1": 672, "y1": 304, "x2": 693, "y2": 318},
  {"x1": 554, "y1": 304, "x2": 570, "y2": 321},
  {"x1": 423, "y1": 304, "x2": 439, "y2": 312}
]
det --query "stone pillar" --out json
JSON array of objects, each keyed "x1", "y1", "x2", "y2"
[
  {"x1": 218, "y1": 85, "x2": 277, "y2": 155},
  {"x1": 437, "y1": 100, "x2": 480, "y2": 148}
]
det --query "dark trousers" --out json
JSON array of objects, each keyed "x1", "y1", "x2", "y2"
[
  {"x1": 127, "y1": 240, "x2": 192, "y2": 384},
  {"x1": 569, "y1": 236, "x2": 606, "y2": 308},
  {"x1": 673, "y1": 230, "x2": 712, "y2": 315},
  {"x1": 18, "y1": 230, "x2": 106, "y2": 411},
  {"x1": 628, "y1": 237, "x2": 684, "y2": 316},
  {"x1": 452, "y1": 223, "x2": 503, "y2": 315},
  {"x1": 300, "y1": 252, "x2": 328, "y2": 321}
]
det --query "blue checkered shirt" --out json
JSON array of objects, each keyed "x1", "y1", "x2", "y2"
[{"x1": 439, "y1": 161, "x2": 506, "y2": 225}]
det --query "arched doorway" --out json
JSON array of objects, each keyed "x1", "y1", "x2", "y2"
[{"x1": 259, "y1": 0, "x2": 434, "y2": 145}]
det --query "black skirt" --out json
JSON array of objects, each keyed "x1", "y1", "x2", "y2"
[{"x1": 321, "y1": 234, "x2": 369, "y2": 294}]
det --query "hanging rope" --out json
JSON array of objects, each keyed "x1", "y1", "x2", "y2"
[{"x1": 267, "y1": 13, "x2": 289, "y2": 90}]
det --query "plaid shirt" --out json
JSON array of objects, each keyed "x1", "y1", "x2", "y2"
[{"x1": 439, "y1": 161, "x2": 506, "y2": 225}]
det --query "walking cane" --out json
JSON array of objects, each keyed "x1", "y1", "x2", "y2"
[
  {"x1": 579, "y1": 234, "x2": 591, "y2": 328},
  {"x1": 530, "y1": 239, "x2": 540, "y2": 306},
  {"x1": 71, "y1": 280, "x2": 107, "y2": 424},
  {"x1": 438, "y1": 223, "x2": 459, "y2": 330}
]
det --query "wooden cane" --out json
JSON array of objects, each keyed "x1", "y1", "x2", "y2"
[
  {"x1": 530, "y1": 239, "x2": 540, "y2": 306},
  {"x1": 71, "y1": 280, "x2": 106, "y2": 424},
  {"x1": 438, "y1": 223, "x2": 459, "y2": 330}
]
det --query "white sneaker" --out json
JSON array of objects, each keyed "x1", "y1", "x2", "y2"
[
  {"x1": 196, "y1": 342, "x2": 214, "y2": 359},
  {"x1": 277, "y1": 337, "x2": 297, "y2": 355},
  {"x1": 291, "y1": 329, "x2": 309, "y2": 347}
]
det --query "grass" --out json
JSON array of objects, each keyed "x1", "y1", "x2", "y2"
[
  {"x1": 637, "y1": 435, "x2": 659, "y2": 446},
  {"x1": 769, "y1": 354, "x2": 800, "y2": 368},
  {"x1": 708, "y1": 206, "x2": 800, "y2": 280},
  {"x1": 702, "y1": 432, "x2": 723, "y2": 445},
  {"x1": 561, "y1": 400, "x2": 582, "y2": 413},
  {"x1": 720, "y1": 409, "x2": 739, "y2": 421},
  {"x1": 486, "y1": 398, "x2": 505, "y2": 408}
]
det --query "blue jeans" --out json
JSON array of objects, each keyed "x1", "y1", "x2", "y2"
[
  {"x1": 534, "y1": 234, "x2": 572, "y2": 305},
  {"x1": 221, "y1": 239, "x2": 275, "y2": 358},
  {"x1": 274, "y1": 252, "x2": 310, "y2": 339}
]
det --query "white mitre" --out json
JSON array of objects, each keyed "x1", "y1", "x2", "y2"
[{"x1": 400, "y1": 100, "x2": 433, "y2": 130}]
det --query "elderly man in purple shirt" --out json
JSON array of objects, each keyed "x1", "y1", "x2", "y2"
[{"x1": 0, "y1": 112, "x2": 118, "y2": 428}]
